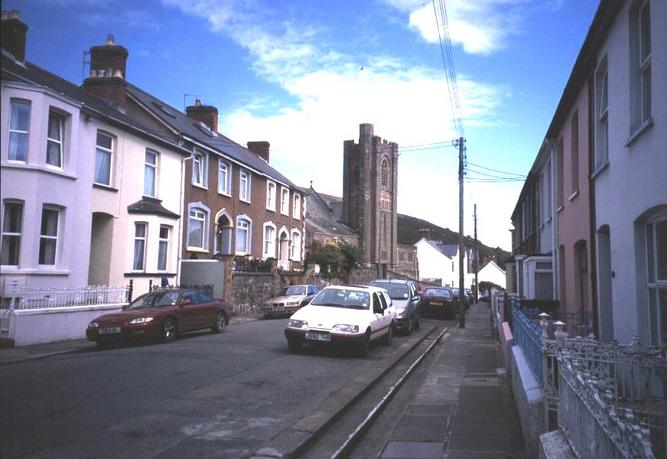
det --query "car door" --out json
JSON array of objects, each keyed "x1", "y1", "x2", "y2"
[
  {"x1": 179, "y1": 290, "x2": 205, "y2": 331},
  {"x1": 379, "y1": 291, "x2": 393, "y2": 331},
  {"x1": 197, "y1": 291, "x2": 219, "y2": 328}
]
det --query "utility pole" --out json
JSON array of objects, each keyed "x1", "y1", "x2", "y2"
[
  {"x1": 457, "y1": 136, "x2": 465, "y2": 328},
  {"x1": 474, "y1": 203, "x2": 479, "y2": 303}
]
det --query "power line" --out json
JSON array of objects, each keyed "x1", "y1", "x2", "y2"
[
  {"x1": 465, "y1": 167, "x2": 526, "y2": 180},
  {"x1": 466, "y1": 161, "x2": 527, "y2": 178}
]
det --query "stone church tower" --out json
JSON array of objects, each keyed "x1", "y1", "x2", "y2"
[{"x1": 342, "y1": 123, "x2": 398, "y2": 274}]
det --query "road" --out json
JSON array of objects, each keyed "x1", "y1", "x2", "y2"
[{"x1": 0, "y1": 316, "x2": 445, "y2": 459}]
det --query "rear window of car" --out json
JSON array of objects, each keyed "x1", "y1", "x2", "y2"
[
  {"x1": 424, "y1": 288, "x2": 452, "y2": 298},
  {"x1": 310, "y1": 288, "x2": 370, "y2": 310},
  {"x1": 369, "y1": 281, "x2": 409, "y2": 300},
  {"x1": 127, "y1": 290, "x2": 179, "y2": 309},
  {"x1": 285, "y1": 285, "x2": 306, "y2": 296}
]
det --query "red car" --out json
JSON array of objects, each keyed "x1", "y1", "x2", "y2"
[{"x1": 86, "y1": 288, "x2": 230, "y2": 347}]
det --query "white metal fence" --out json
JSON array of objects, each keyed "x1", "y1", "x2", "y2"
[{"x1": 2, "y1": 286, "x2": 130, "y2": 310}]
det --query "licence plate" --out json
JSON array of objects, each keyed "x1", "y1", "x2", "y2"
[
  {"x1": 99, "y1": 327, "x2": 121, "y2": 335},
  {"x1": 305, "y1": 331, "x2": 331, "y2": 342},
  {"x1": 431, "y1": 301, "x2": 443, "y2": 306}
]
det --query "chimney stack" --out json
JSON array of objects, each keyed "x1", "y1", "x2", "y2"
[
  {"x1": 186, "y1": 99, "x2": 218, "y2": 132},
  {"x1": 82, "y1": 34, "x2": 129, "y2": 111},
  {"x1": 1, "y1": 11, "x2": 28, "y2": 62},
  {"x1": 247, "y1": 141, "x2": 270, "y2": 163},
  {"x1": 418, "y1": 228, "x2": 431, "y2": 240}
]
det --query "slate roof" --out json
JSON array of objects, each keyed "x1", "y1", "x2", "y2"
[
  {"x1": 296, "y1": 186, "x2": 356, "y2": 239},
  {"x1": 1, "y1": 52, "x2": 186, "y2": 154},
  {"x1": 127, "y1": 198, "x2": 180, "y2": 219},
  {"x1": 424, "y1": 240, "x2": 458, "y2": 258},
  {"x1": 126, "y1": 83, "x2": 299, "y2": 189}
]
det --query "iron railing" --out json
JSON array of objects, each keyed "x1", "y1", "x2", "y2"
[
  {"x1": 233, "y1": 257, "x2": 273, "y2": 273},
  {"x1": 512, "y1": 303, "x2": 544, "y2": 385},
  {"x1": 2, "y1": 285, "x2": 130, "y2": 310}
]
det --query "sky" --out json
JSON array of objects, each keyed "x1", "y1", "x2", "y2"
[{"x1": 4, "y1": 0, "x2": 600, "y2": 251}]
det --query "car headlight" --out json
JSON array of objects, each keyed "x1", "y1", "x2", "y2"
[
  {"x1": 286, "y1": 301, "x2": 300, "y2": 306},
  {"x1": 129, "y1": 317, "x2": 154, "y2": 324},
  {"x1": 88, "y1": 321, "x2": 99, "y2": 328},
  {"x1": 288, "y1": 319, "x2": 308, "y2": 329},
  {"x1": 332, "y1": 324, "x2": 359, "y2": 333}
]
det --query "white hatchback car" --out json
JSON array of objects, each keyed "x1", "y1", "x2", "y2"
[{"x1": 284, "y1": 285, "x2": 396, "y2": 356}]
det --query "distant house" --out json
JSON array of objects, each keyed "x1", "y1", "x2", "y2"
[
  {"x1": 478, "y1": 260, "x2": 506, "y2": 290},
  {"x1": 414, "y1": 238, "x2": 474, "y2": 289}
]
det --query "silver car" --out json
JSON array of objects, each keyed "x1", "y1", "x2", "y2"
[
  {"x1": 368, "y1": 279, "x2": 421, "y2": 334},
  {"x1": 262, "y1": 284, "x2": 320, "y2": 318}
]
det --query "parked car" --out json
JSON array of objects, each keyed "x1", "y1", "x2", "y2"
[
  {"x1": 420, "y1": 287, "x2": 456, "y2": 319},
  {"x1": 261, "y1": 284, "x2": 320, "y2": 318},
  {"x1": 451, "y1": 288, "x2": 470, "y2": 308},
  {"x1": 284, "y1": 285, "x2": 395, "y2": 356},
  {"x1": 368, "y1": 279, "x2": 420, "y2": 334},
  {"x1": 86, "y1": 288, "x2": 230, "y2": 347},
  {"x1": 465, "y1": 288, "x2": 474, "y2": 304}
]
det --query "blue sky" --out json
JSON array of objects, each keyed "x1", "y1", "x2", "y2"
[{"x1": 5, "y1": 0, "x2": 600, "y2": 250}]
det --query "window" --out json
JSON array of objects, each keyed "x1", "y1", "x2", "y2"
[
  {"x1": 556, "y1": 139, "x2": 564, "y2": 207},
  {"x1": 132, "y1": 222, "x2": 147, "y2": 271},
  {"x1": 8, "y1": 99, "x2": 30, "y2": 162},
  {"x1": 95, "y1": 131, "x2": 113, "y2": 185},
  {"x1": 0, "y1": 201, "x2": 23, "y2": 266},
  {"x1": 595, "y1": 59, "x2": 609, "y2": 170},
  {"x1": 38, "y1": 207, "x2": 59, "y2": 265},
  {"x1": 217, "y1": 160, "x2": 231, "y2": 195},
  {"x1": 263, "y1": 223, "x2": 276, "y2": 258},
  {"x1": 157, "y1": 225, "x2": 170, "y2": 271},
  {"x1": 280, "y1": 187, "x2": 289, "y2": 215},
  {"x1": 646, "y1": 215, "x2": 667, "y2": 345},
  {"x1": 187, "y1": 205, "x2": 209, "y2": 249},
  {"x1": 291, "y1": 230, "x2": 301, "y2": 261},
  {"x1": 541, "y1": 158, "x2": 552, "y2": 221},
  {"x1": 239, "y1": 170, "x2": 251, "y2": 202},
  {"x1": 144, "y1": 150, "x2": 157, "y2": 197},
  {"x1": 236, "y1": 216, "x2": 252, "y2": 254},
  {"x1": 293, "y1": 193, "x2": 301, "y2": 219},
  {"x1": 630, "y1": 1, "x2": 652, "y2": 133},
  {"x1": 570, "y1": 111, "x2": 579, "y2": 194},
  {"x1": 266, "y1": 181, "x2": 276, "y2": 211},
  {"x1": 46, "y1": 112, "x2": 64, "y2": 168},
  {"x1": 381, "y1": 158, "x2": 389, "y2": 188},
  {"x1": 192, "y1": 151, "x2": 207, "y2": 187}
]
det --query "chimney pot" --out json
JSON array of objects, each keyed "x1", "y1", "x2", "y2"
[
  {"x1": 186, "y1": 101, "x2": 218, "y2": 132},
  {"x1": 1, "y1": 10, "x2": 28, "y2": 62},
  {"x1": 247, "y1": 141, "x2": 270, "y2": 163},
  {"x1": 82, "y1": 34, "x2": 129, "y2": 111}
]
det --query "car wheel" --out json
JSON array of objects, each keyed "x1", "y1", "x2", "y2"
[
  {"x1": 287, "y1": 339, "x2": 301, "y2": 353},
  {"x1": 212, "y1": 312, "x2": 227, "y2": 333},
  {"x1": 162, "y1": 318, "x2": 177, "y2": 342},
  {"x1": 358, "y1": 331, "x2": 371, "y2": 357},
  {"x1": 383, "y1": 323, "x2": 393, "y2": 346}
]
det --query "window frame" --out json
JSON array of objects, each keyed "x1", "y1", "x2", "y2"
[
  {"x1": 187, "y1": 203, "x2": 210, "y2": 251},
  {"x1": 646, "y1": 214, "x2": 667, "y2": 346},
  {"x1": 132, "y1": 221, "x2": 147, "y2": 271},
  {"x1": 290, "y1": 229, "x2": 301, "y2": 261},
  {"x1": 280, "y1": 187, "x2": 289, "y2": 216},
  {"x1": 262, "y1": 222, "x2": 276, "y2": 259},
  {"x1": 157, "y1": 225, "x2": 170, "y2": 271},
  {"x1": 235, "y1": 215, "x2": 252, "y2": 255},
  {"x1": 629, "y1": 0, "x2": 652, "y2": 135},
  {"x1": 266, "y1": 180, "x2": 276, "y2": 211},
  {"x1": 46, "y1": 111, "x2": 64, "y2": 169},
  {"x1": 191, "y1": 150, "x2": 208, "y2": 188},
  {"x1": 8, "y1": 99, "x2": 30, "y2": 163},
  {"x1": 594, "y1": 58, "x2": 609, "y2": 172},
  {"x1": 217, "y1": 159, "x2": 232, "y2": 195},
  {"x1": 570, "y1": 111, "x2": 579, "y2": 195},
  {"x1": 38, "y1": 206, "x2": 60, "y2": 266},
  {"x1": 144, "y1": 149, "x2": 158, "y2": 198},
  {"x1": 94, "y1": 131, "x2": 114, "y2": 186},
  {"x1": 0, "y1": 200, "x2": 24, "y2": 267},
  {"x1": 239, "y1": 169, "x2": 251, "y2": 203},
  {"x1": 292, "y1": 193, "x2": 301, "y2": 219}
]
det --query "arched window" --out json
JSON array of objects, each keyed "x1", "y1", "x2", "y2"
[
  {"x1": 263, "y1": 222, "x2": 277, "y2": 258},
  {"x1": 290, "y1": 229, "x2": 301, "y2": 261},
  {"x1": 381, "y1": 158, "x2": 389, "y2": 188},
  {"x1": 235, "y1": 215, "x2": 252, "y2": 254},
  {"x1": 187, "y1": 202, "x2": 210, "y2": 250}
]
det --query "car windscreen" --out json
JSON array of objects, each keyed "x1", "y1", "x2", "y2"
[
  {"x1": 310, "y1": 289, "x2": 370, "y2": 310},
  {"x1": 369, "y1": 282, "x2": 409, "y2": 300},
  {"x1": 285, "y1": 286, "x2": 306, "y2": 296},
  {"x1": 126, "y1": 291, "x2": 180, "y2": 309},
  {"x1": 424, "y1": 288, "x2": 452, "y2": 298}
]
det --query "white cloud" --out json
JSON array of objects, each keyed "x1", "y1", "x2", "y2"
[
  {"x1": 384, "y1": 0, "x2": 530, "y2": 55},
  {"x1": 161, "y1": 0, "x2": 514, "y2": 249}
]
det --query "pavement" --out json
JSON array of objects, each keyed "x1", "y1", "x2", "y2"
[
  {"x1": 0, "y1": 313, "x2": 262, "y2": 366},
  {"x1": 1, "y1": 304, "x2": 524, "y2": 459},
  {"x1": 379, "y1": 302, "x2": 524, "y2": 459}
]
